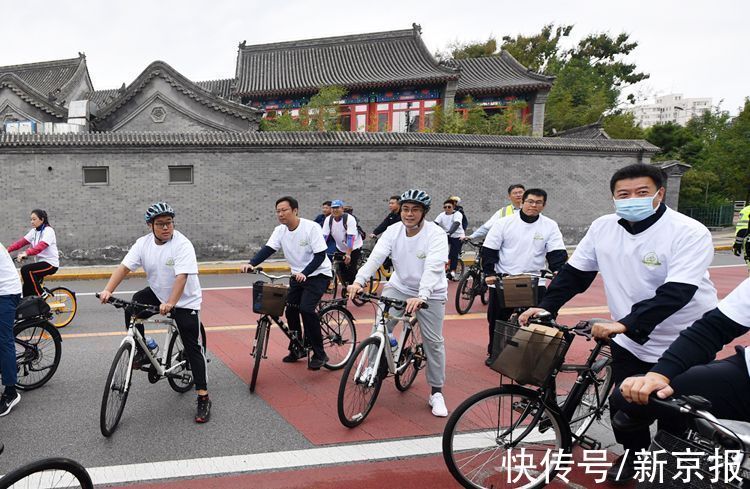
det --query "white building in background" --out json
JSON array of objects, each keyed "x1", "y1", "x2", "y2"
[{"x1": 625, "y1": 93, "x2": 712, "y2": 128}]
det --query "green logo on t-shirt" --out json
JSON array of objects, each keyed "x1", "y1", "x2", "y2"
[
  {"x1": 642, "y1": 252, "x2": 662, "y2": 268},
  {"x1": 416, "y1": 251, "x2": 427, "y2": 260},
  {"x1": 533, "y1": 232, "x2": 544, "y2": 241},
  {"x1": 299, "y1": 238, "x2": 309, "y2": 247},
  {"x1": 166, "y1": 257, "x2": 175, "y2": 267}
]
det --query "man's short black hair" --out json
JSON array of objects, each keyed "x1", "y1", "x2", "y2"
[
  {"x1": 444, "y1": 199, "x2": 457, "y2": 206},
  {"x1": 322, "y1": 200, "x2": 332, "y2": 206},
  {"x1": 276, "y1": 196, "x2": 299, "y2": 210},
  {"x1": 508, "y1": 184, "x2": 525, "y2": 194},
  {"x1": 389, "y1": 196, "x2": 400, "y2": 201},
  {"x1": 609, "y1": 164, "x2": 667, "y2": 194},
  {"x1": 523, "y1": 188, "x2": 547, "y2": 204}
]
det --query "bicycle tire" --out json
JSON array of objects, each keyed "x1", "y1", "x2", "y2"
[
  {"x1": 455, "y1": 271, "x2": 479, "y2": 315},
  {"x1": 249, "y1": 318, "x2": 269, "y2": 393},
  {"x1": 100, "y1": 342, "x2": 133, "y2": 437},
  {"x1": 568, "y1": 345, "x2": 614, "y2": 444},
  {"x1": 0, "y1": 457, "x2": 93, "y2": 489},
  {"x1": 443, "y1": 385, "x2": 569, "y2": 489},
  {"x1": 166, "y1": 331, "x2": 194, "y2": 393},
  {"x1": 394, "y1": 323, "x2": 424, "y2": 391},
  {"x1": 337, "y1": 336, "x2": 384, "y2": 428},
  {"x1": 318, "y1": 305, "x2": 356, "y2": 370},
  {"x1": 14, "y1": 320, "x2": 61, "y2": 391},
  {"x1": 455, "y1": 259, "x2": 466, "y2": 279},
  {"x1": 45, "y1": 287, "x2": 77, "y2": 328}
]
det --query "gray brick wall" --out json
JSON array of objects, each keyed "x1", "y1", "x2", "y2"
[{"x1": 0, "y1": 145, "x2": 652, "y2": 264}]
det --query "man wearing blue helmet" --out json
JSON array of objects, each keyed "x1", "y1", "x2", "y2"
[
  {"x1": 348, "y1": 189, "x2": 451, "y2": 418},
  {"x1": 98, "y1": 202, "x2": 211, "y2": 423}
]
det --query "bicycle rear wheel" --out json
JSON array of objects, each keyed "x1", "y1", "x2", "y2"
[
  {"x1": 394, "y1": 323, "x2": 424, "y2": 392},
  {"x1": 249, "y1": 318, "x2": 269, "y2": 393},
  {"x1": 568, "y1": 345, "x2": 613, "y2": 444},
  {"x1": 319, "y1": 305, "x2": 356, "y2": 370},
  {"x1": 45, "y1": 287, "x2": 77, "y2": 328},
  {"x1": 337, "y1": 336, "x2": 384, "y2": 428},
  {"x1": 166, "y1": 331, "x2": 195, "y2": 393},
  {"x1": 455, "y1": 271, "x2": 479, "y2": 315},
  {"x1": 0, "y1": 457, "x2": 93, "y2": 488},
  {"x1": 455, "y1": 259, "x2": 466, "y2": 279},
  {"x1": 14, "y1": 320, "x2": 61, "y2": 391},
  {"x1": 100, "y1": 342, "x2": 133, "y2": 437},
  {"x1": 443, "y1": 385, "x2": 568, "y2": 489}
]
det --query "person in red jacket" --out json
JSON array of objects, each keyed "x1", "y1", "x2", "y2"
[{"x1": 7, "y1": 209, "x2": 60, "y2": 297}]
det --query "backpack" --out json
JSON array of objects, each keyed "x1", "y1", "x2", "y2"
[
  {"x1": 455, "y1": 205, "x2": 469, "y2": 231},
  {"x1": 327, "y1": 214, "x2": 366, "y2": 241}
]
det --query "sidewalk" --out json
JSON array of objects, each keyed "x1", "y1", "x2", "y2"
[{"x1": 48, "y1": 228, "x2": 738, "y2": 282}]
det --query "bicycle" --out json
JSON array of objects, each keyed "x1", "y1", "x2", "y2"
[
  {"x1": 325, "y1": 251, "x2": 373, "y2": 307},
  {"x1": 454, "y1": 240, "x2": 488, "y2": 315},
  {"x1": 337, "y1": 292, "x2": 427, "y2": 428},
  {"x1": 0, "y1": 457, "x2": 93, "y2": 488},
  {"x1": 442, "y1": 314, "x2": 614, "y2": 489},
  {"x1": 14, "y1": 262, "x2": 77, "y2": 328},
  {"x1": 97, "y1": 294, "x2": 195, "y2": 437},
  {"x1": 14, "y1": 297, "x2": 62, "y2": 391},
  {"x1": 247, "y1": 268, "x2": 356, "y2": 392}
]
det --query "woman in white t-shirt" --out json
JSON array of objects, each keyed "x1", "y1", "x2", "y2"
[
  {"x1": 433, "y1": 199, "x2": 464, "y2": 280},
  {"x1": 7, "y1": 209, "x2": 60, "y2": 297}
]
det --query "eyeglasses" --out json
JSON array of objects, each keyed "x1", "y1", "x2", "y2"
[
  {"x1": 523, "y1": 200, "x2": 545, "y2": 206},
  {"x1": 153, "y1": 220, "x2": 174, "y2": 229}
]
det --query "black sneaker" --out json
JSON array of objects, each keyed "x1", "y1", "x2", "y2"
[
  {"x1": 484, "y1": 355, "x2": 494, "y2": 367},
  {"x1": 607, "y1": 452, "x2": 638, "y2": 484},
  {"x1": 195, "y1": 396, "x2": 211, "y2": 423},
  {"x1": 132, "y1": 349, "x2": 150, "y2": 370},
  {"x1": 282, "y1": 350, "x2": 303, "y2": 363},
  {"x1": 308, "y1": 354, "x2": 329, "y2": 371},
  {"x1": 0, "y1": 392, "x2": 21, "y2": 417}
]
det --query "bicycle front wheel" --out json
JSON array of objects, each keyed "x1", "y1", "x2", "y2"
[
  {"x1": 249, "y1": 318, "x2": 269, "y2": 393},
  {"x1": 14, "y1": 320, "x2": 61, "y2": 391},
  {"x1": 568, "y1": 345, "x2": 613, "y2": 444},
  {"x1": 45, "y1": 287, "x2": 77, "y2": 328},
  {"x1": 0, "y1": 457, "x2": 93, "y2": 488},
  {"x1": 100, "y1": 342, "x2": 133, "y2": 437},
  {"x1": 443, "y1": 385, "x2": 569, "y2": 489},
  {"x1": 395, "y1": 323, "x2": 424, "y2": 392},
  {"x1": 166, "y1": 331, "x2": 194, "y2": 393},
  {"x1": 319, "y1": 305, "x2": 356, "y2": 370},
  {"x1": 337, "y1": 336, "x2": 384, "y2": 428},
  {"x1": 455, "y1": 271, "x2": 479, "y2": 315}
]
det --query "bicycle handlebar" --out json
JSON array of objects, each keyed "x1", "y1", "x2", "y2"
[
  {"x1": 355, "y1": 292, "x2": 429, "y2": 310},
  {"x1": 95, "y1": 293, "x2": 161, "y2": 316},
  {"x1": 244, "y1": 267, "x2": 292, "y2": 281}
]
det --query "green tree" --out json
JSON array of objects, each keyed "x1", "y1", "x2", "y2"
[
  {"x1": 602, "y1": 112, "x2": 644, "y2": 139},
  {"x1": 260, "y1": 85, "x2": 347, "y2": 132}
]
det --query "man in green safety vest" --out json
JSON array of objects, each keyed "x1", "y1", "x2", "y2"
[{"x1": 734, "y1": 204, "x2": 750, "y2": 268}]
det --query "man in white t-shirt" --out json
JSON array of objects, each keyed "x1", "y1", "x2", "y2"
[
  {"x1": 616, "y1": 276, "x2": 750, "y2": 442},
  {"x1": 520, "y1": 163, "x2": 718, "y2": 483},
  {"x1": 348, "y1": 188, "x2": 451, "y2": 418},
  {"x1": 463, "y1": 184, "x2": 525, "y2": 241},
  {"x1": 481, "y1": 188, "x2": 568, "y2": 364},
  {"x1": 98, "y1": 202, "x2": 211, "y2": 424},
  {"x1": 433, "y1": 199, "x2": 465, "y2": 280},
  {"x1": 242, "y1": 196, "x2": 333, "y2": 371},
  {"x1": 0, "y1": 243, "x2": 23, "y2": 416},
  {"x1": 322, "y1": 200, "x2": 363, "y2": 292}
]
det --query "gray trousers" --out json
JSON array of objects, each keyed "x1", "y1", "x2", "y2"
[{"x1": 376, "y1": 285, "x2": 447, "y2": 388}]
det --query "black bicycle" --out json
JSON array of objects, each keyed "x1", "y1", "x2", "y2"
[
  {"x1": 14, "y1": 297, "x2": 62, "y2": 391},
  {"x1": 247, "y1": 268, "x2": 357, "y2": 392},
  {"x1": 442, "y1": 314, "x2": 614, "y2": 489},
  {"x1": 0, "y1": 457, "x2": 93, "y2": 488},
  {"x1": 454, "y1": 240, "x2": 488, "y2": 315},
  {"x1": 327, "y1": 251, "x2": 374, "y2": 307}
]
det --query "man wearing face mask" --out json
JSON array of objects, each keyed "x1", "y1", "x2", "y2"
[{"x1": 519, "y1": 163, "x2": 718, "y2": 484}]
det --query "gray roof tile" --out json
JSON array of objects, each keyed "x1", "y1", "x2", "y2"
[
  {"x1": 455, "y1": 52, "x2": 554, "y2": 95},
  {"x1": 196, "y1": 78, "x2": 234, "y2": 99},
  {"x1": 0, "y1": 56, "x2": 85, "y2": 98}
]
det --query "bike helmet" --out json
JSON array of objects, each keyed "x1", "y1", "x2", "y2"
[
  {"x1": 399, "y1": 189, "x2": 431, "y2": 211},
  {"x1": 144, "y1": 202, "x2": 175, "y2": 223}
]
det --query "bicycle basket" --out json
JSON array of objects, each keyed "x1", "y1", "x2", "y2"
[
  {"x1": 252, "y1": 281, "x2": 288, "y2": 317},
  {"x1": 15, "y1": 296, "x2": 51, "y2": 320},
  {"x1": 488, "y1": 320, "x2": 566, "y2": 387},
  {"x1": 497, "y1": 275, "x2": 540, "y2": 308}
]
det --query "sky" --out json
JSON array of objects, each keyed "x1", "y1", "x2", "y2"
[{"x1": 2, "y1": 0, "x2": 747, "y2": 114}]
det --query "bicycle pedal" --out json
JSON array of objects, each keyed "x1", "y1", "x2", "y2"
[{"x1": 576, "y1": 435, "x2": 601, "y2": 450}]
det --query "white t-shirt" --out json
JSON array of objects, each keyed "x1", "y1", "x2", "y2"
[
  {"x1": 122, "y1": 230, "x2": 202, "y2": 310},
  {"x1": 568, "y1": 207, "x2": 718, "y2": 362},
  {"x1": 24, "y1": 226, "x2": 59, "y2": 268},
  {"x1": 266, "y1": 218, "x2": 332, "y2": 277},
  {"x1": 323, "y1": 214, "x2": 363, "y2": 252},
  {"x1": 0, "y1": 243, "x2": 22, "y2": 295},
  {"x1": 434, "y1": 211, "x2": 465, "y2": 238},
  {"x1": 484, "y1": 213, "x2": 566, "y2": 276},
  {"x1": 716, "y1": 277, "x2": 750, "y2": 375},
  {"x1": 355, "y1": 221, "x2": 449, "y2": 300}
]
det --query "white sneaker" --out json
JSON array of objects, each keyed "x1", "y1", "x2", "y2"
[{"x1": 429, "y1": 392, "x2": 448, "y2": 417}]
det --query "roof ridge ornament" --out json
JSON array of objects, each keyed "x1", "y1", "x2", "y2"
[{"x1": 412, "y1": 23, "x2": 422, "y2": 35}]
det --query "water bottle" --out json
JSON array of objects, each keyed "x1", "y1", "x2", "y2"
[
  {"x1": 388, "y1": 333, "x2": 398, "y2": 352},
  {"x1": 145, "y1": 336, "x2": 159, "y2": 354}
]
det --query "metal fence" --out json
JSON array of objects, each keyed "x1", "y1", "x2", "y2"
[{"x1": 680, "y1": 205, "x2": 735, "y2": 227}]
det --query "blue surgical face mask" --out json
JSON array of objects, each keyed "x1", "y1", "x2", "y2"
[{"x1": 613, "y1": 193, "x2": 661, "y2": 222}]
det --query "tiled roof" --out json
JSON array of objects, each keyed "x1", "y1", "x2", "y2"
[
  {"x1": 0, "y1": 73, "x2": 68, "y2": 118},
  {"x1": 87, "y1": 88, "x2": 121, "y2": 108},
  {"x1": 234, "y1": 25, "x2": 459, "y2": 98},
  {"x1": 455, "y1": 52, "x2": 554, "y2": 95},
  {"x1": 0, "y1": 56, "x2": 86, "y2": 99},
  {"x1": 554, "y1": 121, "x2": 611, "y2": 139},
  {"x1": 0, "y1": 131, "x2": 659, "y2": 153},
  {"x1": 196, "y1": 79, "x2": 234, "y2": 99}
]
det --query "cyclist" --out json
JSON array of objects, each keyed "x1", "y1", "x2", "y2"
[
  {"x1": 370, "y1": 196, "x2": 401, "y2": 238},
  {"x1": 322, "y1": 200, "x2": 363, "y2": 294},
  {"x1": 7, "y1": 209, "x2": 60, "y2": 297},
  {"x1": 433, "y1": 199, "x2": 464, "y2": 281},
  {"x1": 734, "y1": 203, "x2": 749, "y2": 270},
  {"x1": 462, "y1": 184, "x2": 525, "y2": 241},
  {"x1": 98, "y1": 202, "x2": 212, "y2": 423},
  {"x1": 481, "y1": 188, "x2": 568, "y2": 365},
  {"x1": 616, "y1": 276, "x2": 750, "y2": 440},
  {"x1": 0, "y1": 243, "x2": 22, "y2": 416},
  {"x1": 313, "y1": 200, "x2": 332, "y2": 226},
  {"x1": 241, "y1": 196, "x2": 332, "y2": 370},
  {"x1": 519, "y1": 164, "x2": 718, "y2": 483},
  {"x1": 347, "y1": 189, "x2": 450, "y2": 417}
]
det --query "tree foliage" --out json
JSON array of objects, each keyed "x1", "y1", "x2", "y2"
[
  {"x1": 428, "y1": 99, "x2": 530, "y2": 136},
  {"x1": 260, "y1": 86, "x2": 348, "y2": 132}
]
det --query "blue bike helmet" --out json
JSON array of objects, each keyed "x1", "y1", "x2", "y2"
[
  {"x1": 399, "y1": 189, "x2": 431, "y2": 211},
  {"x1": 144, "y1": 202, "x2": 175, "y2": 223}
]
